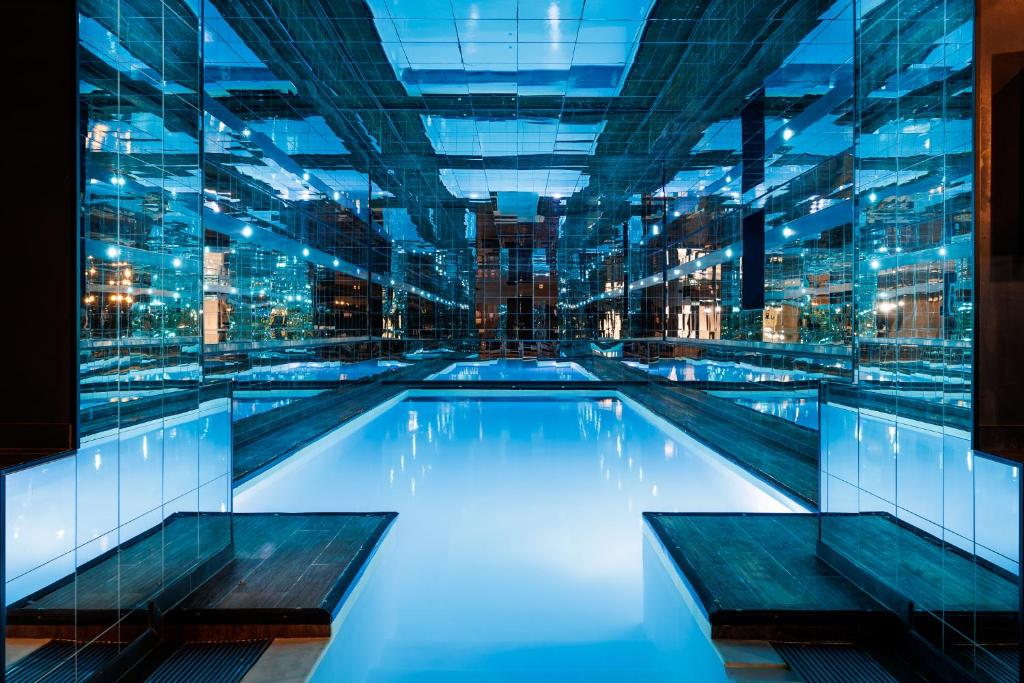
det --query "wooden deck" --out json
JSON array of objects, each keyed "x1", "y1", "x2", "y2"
[
  {"x1": 5, "y1": 639, "x2": 273, "y2": 683},
  {"x1": 167, "y1": 512, "x2": 396, "y2": 639},
  {"x1": 820, "y1": 512, "x2": 1019, "y2": 643},
  {"x1": 647, "y1": 510, "x2": 1020, "y2": 650},
  {"x1": 8, "y1": 512, "x2": 394, "y2": 642},
  {"x1": 646, "y1": 512, "x2": 899, "y2": 642},
  {"x1": 8, "y1": 512, "x2": 232, "y2": 640}
]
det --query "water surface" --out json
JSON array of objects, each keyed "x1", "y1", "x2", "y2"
[{"x1": 236, "y1": 393, "x2": 801, "y2": 681}]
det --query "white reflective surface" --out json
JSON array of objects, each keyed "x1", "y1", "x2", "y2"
[{"x1": 236, "y1": 393, "x2": 800, "y2": 682}]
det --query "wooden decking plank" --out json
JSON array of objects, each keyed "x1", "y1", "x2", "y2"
[
  {"x1": 10, "y1": 513, "x2": 396, "y2": 640},
  {"x1": 167, "y1": 512, "x2": 396, "y2": 638},
  {"x1": 647, "y1": 512, "x2": 897, "y2": 641},
  {"x1": 822, "y1": 514, "x2": 1018, "y2": 614}
]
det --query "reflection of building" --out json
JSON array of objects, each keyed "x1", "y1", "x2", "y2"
[
  {"x1": 474, "y1": 203, "x2": 559, "y2": 341},
  {"x1": 9, "y1": 0, "x2": 1024, "y2": 681}
]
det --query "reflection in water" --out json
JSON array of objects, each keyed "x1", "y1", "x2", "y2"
[{"x1": 236, "y1": 396, "x2": 799, "y2": 681}]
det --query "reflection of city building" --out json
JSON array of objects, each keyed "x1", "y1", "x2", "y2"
[
  {"x1": 474, "y1": 204, "x2": 559, "y2": 342},
  {"x1": 7, "y1": 0, "x2": 1023, "y2": 680}
]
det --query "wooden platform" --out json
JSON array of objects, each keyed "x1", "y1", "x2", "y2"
[
  {"x1": 8, "y1": 513, "x2": 395, "y2": 641},
  {"x1": 646, "y1": 512, "x2": 900, "y2": 641},
  {"x1": 167, "y1": 512, "x2": 396, "y2": 639},
  {"x1": 9, "y1": 512, "x2": 231, "y2": 640},
  {"x1": 820, "y1": 512, "x2": 1019, "y2": 642}
]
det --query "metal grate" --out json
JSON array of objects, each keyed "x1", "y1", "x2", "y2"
[
  {"x1": 145, "y1": 640, "x2": 271, "y2": 683},
  {"x1": 960, "y1": 645, "x2": 1019, "y2": 683},
  {"x1": 6, "y1": 641, "x2": 122, "y2": 683},
  {"x1": 774, "y1": 644, "x2": 898, "y2": 683}
]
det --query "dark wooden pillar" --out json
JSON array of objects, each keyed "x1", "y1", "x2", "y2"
[
  {"x1": 975, "y1": 0, "x2": 1024, "y2": 459},
  {"x1": 0, "y1": 0, "x2": 79, "y2": 456},
  {"x1": 740, "y1": 90, "x2": 765, "y2": 312}
]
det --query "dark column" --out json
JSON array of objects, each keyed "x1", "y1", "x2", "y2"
[
  {"x1": 367, "y1": 269, "x2": 373, "y2": 339},
  {"x1": 661, "y1": 165, "x2": 669, "y2": 341},
  {"x1": 622, "y1": 220, "x2": 630, "y2": 339},
  {"x1": 976, "y1": 4, "x2": 1024, "y2": 677},
  {"x1": 741, "y1": 88, "x2": 765, "y2": 195},
  {"x1": 741, "y1": 210, "x2": 765, "y2": 311},
  {"x1": 0, "y1": 0, "x2": 78, "y2": 673},
  {"x1": 975, "y1": 0, "x2": 1024, "y2": 459},
  {"x1": 0, "y1": 0, "x2": 79, "y2": 456},
  {"x1": 740, "y1": 90, "x2": 766, "y2": 312}
]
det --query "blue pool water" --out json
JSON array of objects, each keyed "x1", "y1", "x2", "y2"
[
  {"x1": 625, "y1": 359, "x2": 815, "y2": 383},
  {"x1": 236, "y1": 392, "x2": 801, "y2": 681},
  {"x1": 428, "y1": 359, "x2": 598, "y2": 382}
]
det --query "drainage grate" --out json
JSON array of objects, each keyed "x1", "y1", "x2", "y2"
[
  {"x1": 959, "y1": 645, "x2": 1019, "y2": 683},
  {"x1": 6, "y1": 641, "x2": 122, "y2": 683},
  {"x1": 774, "y1": 644, "x2": 898, "y2": 683},
  {"x1": 145, "y1": 640, "x2": 271, "y2": 683}
]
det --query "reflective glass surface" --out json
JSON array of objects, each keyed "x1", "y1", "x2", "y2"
[{"x1": 3, "y1": 0, "x2": 1014, "y2": 679}]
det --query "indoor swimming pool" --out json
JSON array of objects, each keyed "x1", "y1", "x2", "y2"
[
  {"x1": 427, "y1": 359, "x2": 599, "y2": 382},
  {"x1": 235, "y1": 391, "x2": 803, "y2": 682},
  {"x1": 623, "y1": 359, "x2": 816, "y2": 383}
]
